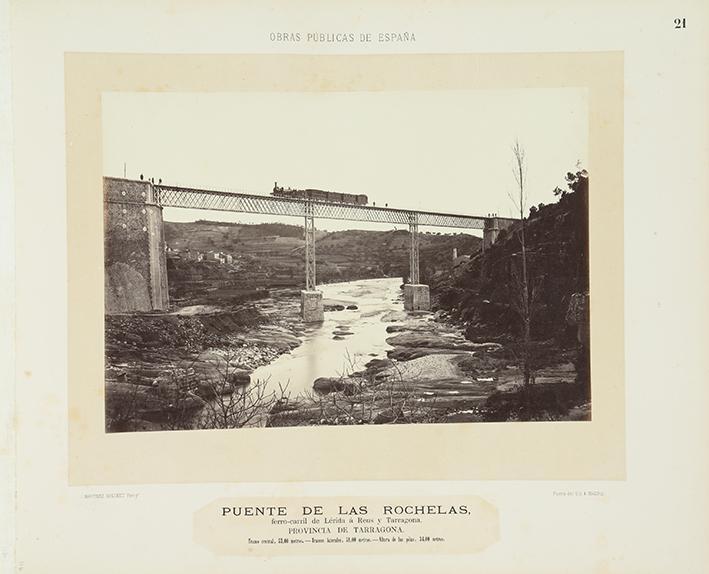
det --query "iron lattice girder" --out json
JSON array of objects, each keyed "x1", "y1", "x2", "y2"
[
  {"x1": 409, "y1": 214, "x2": 420, "y2": 284},
  {"x1": 304, "y1": 202, "x2": 316, "y2": 292},
  {"x1": 154, "y1": 185, "x2": 506, "y2": 230}
]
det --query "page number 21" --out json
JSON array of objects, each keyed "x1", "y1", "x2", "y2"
[{"x1": 674, "y1": 18, "x2": 686, "y2": 28}]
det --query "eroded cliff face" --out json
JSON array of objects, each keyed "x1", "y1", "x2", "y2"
[{"x1": 431, "y1": 171, "x2": 589, "y2": 347}]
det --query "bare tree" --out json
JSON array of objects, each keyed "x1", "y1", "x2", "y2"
[
  {"x1": 184, "y1": 350, "x2": 291, "y2": 429},
  {"x1": 507, "y1": 140, "x2": 541, "y2": 387},
  {"x1": 196, "y1": 377, "x2": 280, "y2": 429},
  {"x1": 159, "y1": 361, "x2": 202, "y2": 431}
]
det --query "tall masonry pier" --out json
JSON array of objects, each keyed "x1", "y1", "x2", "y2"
[
  {"x1": 104, "y1": 177, "x2": 169, "y2": 313},
  {"x1": 482, "y1": 216, "x2": 514, "y2": 251}
]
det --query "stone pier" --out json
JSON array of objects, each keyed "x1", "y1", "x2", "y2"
[
  {"x1": 404, "y1": 284, "x2": 430, "y2": 312},
  {"x1": 104, "y1": 177, "x2": 169, "y2": 313},
  {"x1": 483, "y1": 216, "x2": 516, "y2": 251},
  {"x1": 301, "y1": 290, "x2": 324, "y2": 322}
]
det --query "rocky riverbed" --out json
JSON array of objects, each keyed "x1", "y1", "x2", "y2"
[
  {"x1": 268, "y1": 308, "x2": 590, "y2": 426},
  {"x1": 106, "y1": 284, "x2": 589, "y2": 432},
  {"x1": 104, "y1": 291, "x2": 307, "y2": 432}
]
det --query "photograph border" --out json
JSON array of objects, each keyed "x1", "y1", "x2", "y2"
[{"x1": 66, "y1": 52, "x2": 624, "y2": 485}]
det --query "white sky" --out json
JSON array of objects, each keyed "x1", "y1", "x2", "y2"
[{"x1": 102, "y1": 89, "x2": 587, "y2": 234}]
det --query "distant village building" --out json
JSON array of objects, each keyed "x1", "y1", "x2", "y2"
[
  {"x1": 207, "y1": 251, "x2": 224, "y2": 263},
  {"x1": 165, "y1": 245, "x2": 183, "y2": 258},
  {"x1": 215, "y1": 251, "x2": 229, "y2": 264},
  {"x1": 202, "y1": 250, "x2": 231, "y2": 264}
]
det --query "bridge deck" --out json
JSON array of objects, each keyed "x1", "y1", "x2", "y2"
[{"x1": 155, "y1": 184, "x2": 517, "y2": 230}]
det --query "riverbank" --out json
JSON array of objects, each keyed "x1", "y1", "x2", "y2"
[
  {"x1": 268, "y1": 307, "x2": 590, "y2": 426},
  {"x1": 106, "y1": 280, "x2": 590, "y2": 432},
  {"x1": 104, "y1": 291, "x2": 306, "y2": 431}
]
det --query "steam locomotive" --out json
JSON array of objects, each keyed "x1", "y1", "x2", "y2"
[{"x1": 272, "y1": 182, "x2": 368, "y2": 206}]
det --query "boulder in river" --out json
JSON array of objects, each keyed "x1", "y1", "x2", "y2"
[
  {"x1": 380, "y1": 310, "x2": 408, "y2": 323},
  {"x1": 196, "y1": 381, "x2": 235, "y2": 399},
  {"x1": 313, "y1": 377, "x2": 360, "y2": 395},
  {"x1": 364, "y1": 358, "x2": 393, "y2": 373},
  {"x1": 228, "y1": 369, "x2": 251, "y2": 386}
]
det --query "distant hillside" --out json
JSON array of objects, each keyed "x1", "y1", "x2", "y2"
[{"x1": 163, "y1": 221, "x2": 481, "y2": 304}]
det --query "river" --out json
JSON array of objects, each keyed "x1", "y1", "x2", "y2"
[{"x1": 251, "y1": 277, "x2": 404, "y2": 398}]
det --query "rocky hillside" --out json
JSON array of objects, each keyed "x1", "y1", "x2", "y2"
[
  {"x1": 431, "y1": 170, "x2": 589, "y2": 346},
  {"x1": 164, "y1": 221, "x2": 481, "y2": 305}
]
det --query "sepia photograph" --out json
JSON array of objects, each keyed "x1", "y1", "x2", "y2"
[
  {"x1": 10, "y1": 0, "x2": 709, "y2": 570},
  {"x1": 102, "y1": 88, "x2": 590, "y2": 432}
]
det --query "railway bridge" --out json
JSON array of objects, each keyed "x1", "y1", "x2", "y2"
[{"x1": 104, "y1": 177, "x2": 516, "y2": 321}]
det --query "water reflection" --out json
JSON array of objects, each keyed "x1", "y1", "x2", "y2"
[{"x1": 251, "y1": 277, "x2": 403, "y2": 397}]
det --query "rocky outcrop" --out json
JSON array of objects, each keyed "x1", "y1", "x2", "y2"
[
  {"x1": 105, "y1": 381, "x2": 202, "y2": 431},
  {"x1": 385, "y1": 332, "x2": 501, "y2": 351},
  {"x1": 565, "y1": 292, "x2": 590, "y2": 346},
  {"x1": 431, "y1": 170, "x2": 589, "y2": 345}
]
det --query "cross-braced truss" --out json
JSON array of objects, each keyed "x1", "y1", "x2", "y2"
[
  {"x1": 408, "y1": 213, "x2": 420, "y2": 284},
  {"x1": 155, "y1": 185, "x2": 498, "y2": 230},
  {"x1": 304, "y1": 203, "x2": 316, "y2": 291},
  {"x1": 154, "y1": 184, "x2": 516, "y2": 290}
]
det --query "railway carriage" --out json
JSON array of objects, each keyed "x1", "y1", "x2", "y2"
[{"x1": 272, "y1": 182, "x2": 368, "y2": 205}]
